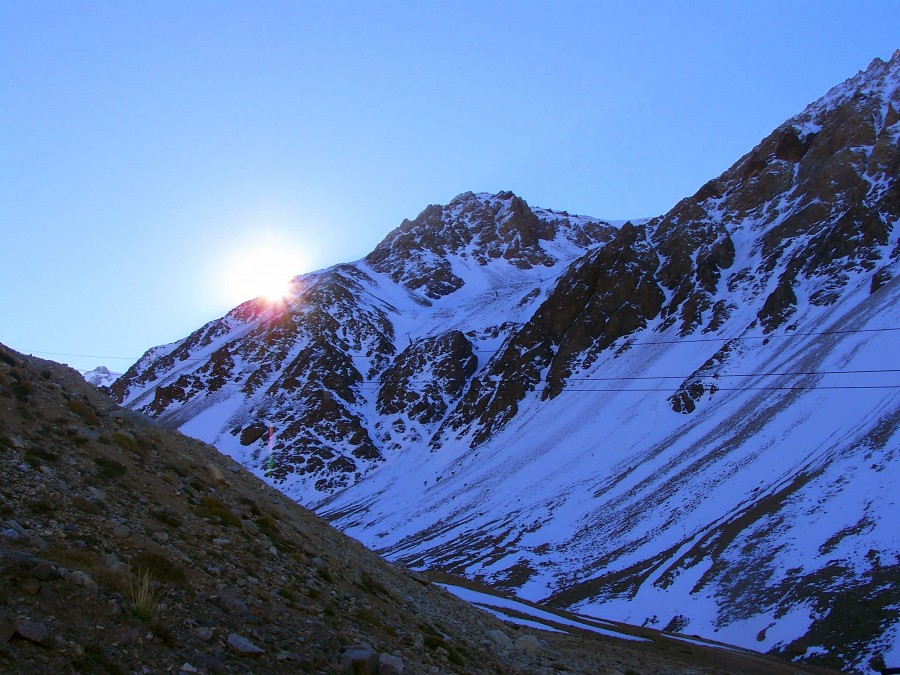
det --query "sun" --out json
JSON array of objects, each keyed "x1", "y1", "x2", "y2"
[{"x1": 223, "y1": 240, "x2": 304, "y2": 306}]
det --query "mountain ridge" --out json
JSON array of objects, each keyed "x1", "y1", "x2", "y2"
[{"x1": 111, "y1": 51, "x2": 900, "y2": 672}]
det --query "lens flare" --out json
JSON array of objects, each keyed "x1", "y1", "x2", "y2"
[{"x1": 222, "y1": 239, "x2": 303, "y2": 306}]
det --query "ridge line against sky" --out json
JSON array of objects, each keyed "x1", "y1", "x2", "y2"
[{"x1": 2, "y1": 1, "x2": 898, "y2": 374}]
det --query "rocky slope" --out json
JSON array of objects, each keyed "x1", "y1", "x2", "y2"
[
  {"x1": 111, "y1": 51, "x2": 900, "y2": 673},
  {"x1": 0, "y1": 343, "x2": 829, "y2": 674}
]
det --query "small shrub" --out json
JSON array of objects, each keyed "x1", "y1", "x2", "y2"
[
  {"x1": 277, "y1": 587, "x2": 296, "y2": 602},
  {"x1": 131, "y1": 551, "x2": 186, "y2": 586},
  {"x1": 360, "y1": 570, "x2": 388, "y2": 596},
  {"x1": 66, "y1": 399, "x2": 99, "y2": 426},
  {"x1": 151, "y1": 509, "x2": 182, "y2": 528},
  {"x1": 423, "y1": 635, "x2": 463, "y2": 665},
  {"x1": 256, "y1": 514, "x2": 279, "y2": 533},
  {"x1": 317, "y1": 567, "x2": 334, "y2": 583},
  {"x1": 265, "y1": 532, "x2": 292, "y2": 553},
  {"x1": 126, "y1": 569, "x2": 167, "y2": 622},
  {"x1": 189, "y1": 478, "x2": 208, "y2": 493},
  {"x1": 13, "y1": 377, "x2": 33, "y2": 402},
  {"x1": 25, "y1": 446, "x2": 58, "y2": 466},
  {"x1": 164, "y1": 462, "x2": 186, "y2": 477},
  {"x1": 111, "y1": 431, "x2": 137, "y2": 453},
  {"x1": 239, "y1": 496, "x2": 261, "y2": 515},
  {"x1": 136, "y1": 435, "x2": 154, "y2": 456},
  {"x1": 93, "y1": 456, "x2": 127, "y2": 480},
  {"x1": 196, "y1": 496, "x2": 240, "y2": 528},
  {"x1": 199, "y1": 495, "x2": 225, "y2": 509},
  {"x1": 27, "y1": 499, "x2": 54, "y2": 515},
  {"x1": 356, "y1": 607, "x2": 397, "y2": 636}
]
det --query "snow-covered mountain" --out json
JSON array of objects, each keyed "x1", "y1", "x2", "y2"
[
  {"x1": 112, "y1": 51, "x2": 900, "y2": 672},
  {"x1": 82, "y1": 365, "x2": 121, "y2": 388}
]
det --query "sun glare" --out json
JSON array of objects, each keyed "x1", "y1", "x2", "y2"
[{"x1": 223, "y1": 240, "x2": 304, "y2": 306}]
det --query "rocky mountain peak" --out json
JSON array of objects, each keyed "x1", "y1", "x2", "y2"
[
  {"x1": 108, "y1": 56, "x2": 900, "y2": 673},
  {"x1": 365, "y1": 190, "x2": 614, "y2": 299},
  {"x1": 83, "y1": 365, "x2": 121, "y2": 388}
]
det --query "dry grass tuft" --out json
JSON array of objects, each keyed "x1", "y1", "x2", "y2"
[{"x1": 126, "y1": 569, "x2": 169, "y2": 622}]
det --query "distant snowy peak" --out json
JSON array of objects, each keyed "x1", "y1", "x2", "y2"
[
  {"x1": 82, "y1": 365, "x2": 121, "y2": 388},
  {"x1": 364, "y1": 190, "x2": 617, "y2": 299}
]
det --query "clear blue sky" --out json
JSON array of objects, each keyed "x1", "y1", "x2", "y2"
[{"x1": 2, "y1": 1, "x2": 898, "y2": 374}]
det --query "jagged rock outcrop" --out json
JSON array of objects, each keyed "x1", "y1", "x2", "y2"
[
  {"x1": 365, "y1": 191, "x2": 613, "y2": 299},
  {"x1": 113, "y1": 192, "x2": 618, "y2": 497}
]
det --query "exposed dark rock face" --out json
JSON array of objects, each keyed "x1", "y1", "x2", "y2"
[
  {"x1": 365, "y1": 191, "x2": 613, "y2": 299},
  {"x1": 438, "y1": 222, "x2": 668, "y2": 446},
  {"x1": 377, "y1": 331, "x2": 477, "y2": 426}
]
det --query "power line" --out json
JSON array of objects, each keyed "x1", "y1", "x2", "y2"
[
  {"x1": 114, "y1": 378, "x2": 900, "y2": 394},
  {"x1": 24, "y1": 350, "x2": 145, "y2": 361},
  {"x1": 554, "y1": 384, "x2": 900, "y2": 393},
  {"x1": 26, "y1": 325, "x2": 900, "y2": 364},
  {"x1": 566, "y1": 368, "x2": 900, "y2": 381},
  {"x1": 607, "y1": 326, "x2": 900, "y2": 347},
  {"x1": 107, "y1": 365, "x2": 900, "y2": 387}
]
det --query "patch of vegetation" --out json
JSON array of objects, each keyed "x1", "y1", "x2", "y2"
[
  {"x1": 256, "y1": 514, "x2": 279, "y2": 533},
  {"x1": 150, "y1": 509, "x2": 182, "y2": 528},
  {"x1": 359, "y1": 570, "x2": 389, "y2": 596},
  {"x1": 189, "y1": 478, "x2": 209, "y2": 493},
  {"x1": 164, "y1": 462, "x2": 187, "y2": 477},
  {"x1": 73, "y1": 643, "x2": 127, "y2": 674},
  {"x1": 111, "y1": 431, "x2": 137, "y2": 453},
  {"x1": 66, "y1": 398, "x2": 99, "y2": 426},
  {"x1": 239, "y1": 496, "x2": 261, "y2": 514},
  {"x1": 131, "y1": 551, "x2": 186, "y2": 586},
  {"x1": 25, "y1": 446, "x2": 59, "y2": 467},
  {"x1": 71, "y1": 495, "x2": 104, "y2": 515},
  {"x1": 277, "y1": 587, "x2": 297, "y2": 602},
  {"x1": 356, "y1": 607, "x2": 398, "y2": 637},
  {"x1": 111, "y1": 431, "x2": 152, "y2": 462},
  {"x1": 126, "y1": 568, "x2": 168, "y2": 622},
  {"x1": 12, "y1": 375, "x2": 33, "y2": 402},
  {"x1": 196, "y1": 495, "x2": 240, "y2": 528},
  {"x1": 199, "y1": 495, "x2": 225, "y2": 509},
  {"x1": 317, "y1": 566, "x2": 334, "y2": 583},
  {"x1": 93, "y1": 455, "x2": 127, "y2": 480},
  {"x1": 423, "y1": 634, "x2": 464, "y2": 665},
  {"x1": 65, "y1": 427, "x2": 90, "y2": 445},
  {"x1": 27, "y1": 498, "x2": 55, "y2": 515}
]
